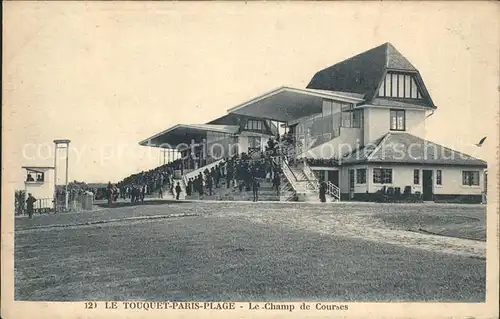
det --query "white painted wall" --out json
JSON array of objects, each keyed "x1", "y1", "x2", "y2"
[
  {"x1": 405, "y1": 109, "x2": 426, "y2": 137},
  {"x1": 337, "y1": 165, "x2": 369, "y2": 194},
  {"x1": 363, "y1": 107, "x2": 427, "y2": 144},
  {"x1": 430, "y1": 166, "x2": 485, "y2": 195},
  {"x1": 237, "y1": 135, "x2": 248, "y2": 154},
  {"x1": 363, "y1": 108, "x2": 388, "y2": 144},
  {"x1": 339, "y1": 164, "x2": 485, "y2": 195},
  {"x1": 25, "y1": 169, "x2": 55, "y2": 200}
]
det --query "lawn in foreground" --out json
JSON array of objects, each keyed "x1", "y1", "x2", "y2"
[
  {"x1": 370, "y1": 203, "x2": 486, "y2": 241},
  {"x1": 15, "y1": 210, "x2": 485, "y2": 301}
]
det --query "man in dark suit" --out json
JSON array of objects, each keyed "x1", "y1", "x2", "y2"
[
  {"x1": 26, "y1": 193, "x2": 37, "y2": 219},
  {"x1": 252, "y1": 177, "x2": 260, "y2": 202}
]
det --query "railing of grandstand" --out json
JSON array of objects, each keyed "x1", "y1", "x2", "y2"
[
  {"x1": 281, "y1": 156, "x2": 300, "y2": 182},
  {"x1": 273, "y1": 156, "x2": 300, "y2": 193},
  {"x1": 302, "y1": 160, "x2": 319, "y2": 192},
  {"x1": 182, "y1": 174, "x2": 189, "y2": 192},
  {"x1": 272, "y1": 158, "x2": 296, "y2": 201},
  {"x1": 280, "y1": 182, "x2": 296, "y2": 201},
  {"x1": 307, "y1": 112, "x2": 342, "y2": 139},
  {"x1": 326, "y1": 181, "x2": 341, "y2": 202}
]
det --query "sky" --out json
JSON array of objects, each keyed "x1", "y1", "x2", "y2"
[{"x1": 3, "y1": 1, "x2": 499, "y2": 191}]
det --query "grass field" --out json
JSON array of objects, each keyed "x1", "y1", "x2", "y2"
[{"x1": 15, "y1": 201, "x2": 486, "y2": 301}]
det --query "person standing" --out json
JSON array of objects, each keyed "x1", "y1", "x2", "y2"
[
  {"x1": 215, "y1": 165, "x2": 220, "y2": 188},
  {"x1": 107, "y1": 182, "x2": 113, "y2": 206},
  {"x1": 26, "y1": 193, "x2": 37, "y2": 219},
  {"x1": 226, "y1": 167, "x2": 232, "y2": 189},
  {"x1": 158, "y1": 185, "x2": 164, "y2": 199},
  {"x1": 132, "y1": 185, "x2": 137, "y2": 203},
  {"x1": 175, "y1": 182, "x2": 182, "y2": 200},
  {"x1": 198, "y1": 174, "x2": 204, "y2": 197},
  {"x1": 252, "y1": 177, "x2": 260, "y2": 202},
  {"x1": 319, "y1": 181, "x2": 327, "y2": 203},
  {"x1": 274, "y1": 172, "x2": 281, "y2": 196},
  {"x1": 193, "y1": 177, "x2": 199, "y2": 199},
  {"x1": 187, "y1": 178, "x2": 193, "y2": 196},
  {"x1": 207, "y1": 175, "x2": 213, "y2": 196}
]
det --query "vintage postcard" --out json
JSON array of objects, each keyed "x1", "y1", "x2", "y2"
[{"x1": 2, "y1": 1, "x2": 499, "y2": 318}]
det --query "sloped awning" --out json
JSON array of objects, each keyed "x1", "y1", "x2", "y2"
[
  {"x1": 227, "y1": 86, "x2": 364, "y2": 122},
  {"x1": 139, "y1": 124, "x2": 239, "y2": 149}
]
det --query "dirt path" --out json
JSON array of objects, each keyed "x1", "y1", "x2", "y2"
[{"x1": 213, "y1": 208, "x2": 486, "y2": 259}]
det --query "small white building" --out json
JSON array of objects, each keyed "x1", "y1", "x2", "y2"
[{"x1": 22, "y1": 166, "x2": 55, "y2": 209}]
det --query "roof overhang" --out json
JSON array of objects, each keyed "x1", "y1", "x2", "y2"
[
  {"x1": 139, "y1": 124, "x2": 239, "y2": 149},
  {"x1": 227, "y1": 86, "x2": 365, "y2": 122},
  {"x1": 22, "y1": 166, "x2": 55, "y2": 173}
]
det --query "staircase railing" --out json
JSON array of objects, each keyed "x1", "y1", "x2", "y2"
[
  {"x1": 273, "y1": 156, "x2": 300, "y2": 194},
  {"x1": 281, "y1": 158, "x2": 300, "y2": 190},
  {"x1": 181, "y1": 174, "x2": 190, "y2": 198},
  {"x1": 280, "y1": 181, "x2": 296, "y2": 201},
  {"x1": 302, "y1": 160, "x2": 319, "y2": 192},
  {"x1": 326, "y1": 181, "x2": 341, "y2": 202}
]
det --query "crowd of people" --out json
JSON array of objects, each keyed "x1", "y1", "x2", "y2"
[
  {"x1": 107, "y1": 158, "x2": 185, "y2": 203},
  {"x1": 17, "y1": 133, "x2": 335, "y2": 214},
  {"x1": 184, "y1": 137, "x2": 285, "y2": 201},
  {"x1": 106, "y1": 135, "x2": 298, "y2": 203},
  {"x1": 185, "y1": 152, "x2": 281, "y2": 198}
]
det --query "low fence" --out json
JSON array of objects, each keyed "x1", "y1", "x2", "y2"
[{"x1": 15, "y1": 193, "x2": 91, "y2": 216}]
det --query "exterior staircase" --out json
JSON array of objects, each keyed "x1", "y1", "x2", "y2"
[
  {"x1": 278, "y1": 156, "x2": 340, "y2": 202},
  {"x1": 277, "y1": 157, "x2": 314, "y2": 202},
  {"x1": 279, "y1": 178, "x2": 297, "y2": 201},
  {"x1": 170, "y1": 153, "x2": 340, "y2": 203}
]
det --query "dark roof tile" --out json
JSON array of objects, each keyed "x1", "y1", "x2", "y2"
[
  {"x1": 342, "y1": 132, "x2": 487, "y2": 167},
  {"x1": 306, "y1": 42, "x2": 435, "y2": 108}
]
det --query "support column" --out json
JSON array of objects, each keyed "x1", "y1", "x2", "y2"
[
  {"x1": 65, "y1": 145, "x2": 69, "y2": 210},
  {"x1": 53, "y1": 144, "x2": 57, "y2": 213},
  {"x1": 53, "y1": 139, "x2": 71, "y2": 212}
]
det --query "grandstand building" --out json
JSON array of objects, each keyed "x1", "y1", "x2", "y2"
[{"x1": 140, "y1": 42, "x2": 487, "y2": 203}]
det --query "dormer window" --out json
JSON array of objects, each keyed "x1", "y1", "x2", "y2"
[{"x1": 378, "y1": 72, "x2": 423, "y2": 99}]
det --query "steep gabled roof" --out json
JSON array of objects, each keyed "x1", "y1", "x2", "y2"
[
  {"x1": 341, "y1": 132, "x2": 487, "y2": 167},
  {"x1": 306, "y1": 43, "x2": 434, "y2": 107},
  {"x1": 385, "y1": 43, "x2": 417, "y2": 70}
]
